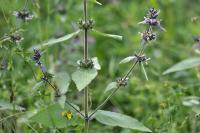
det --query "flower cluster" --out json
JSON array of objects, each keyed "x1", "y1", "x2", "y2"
[
  {"x1": 78, "y1": 59, "x2": 94, "y2": 69},
  {"x1": 193, "y1": 36, "x2": 200, "y2": 54},
  {"x1": 134, "y1": 54, "x2": 150, "y2": 64},
  {"x1": 194, "y1": 36, "x2": 200, "y2": 43},
  {"x1": 10, "y1": 33, "x2": 24, "y2": 44},
  {"x1": 139, "y1": 8, "x2": 165, "y2": 45},
  {"x1": 78, "y1": 19, "x2": 94, "y2": 30},
  {"x1": 13, "y1": 9, "x2": 33, "y2": 21},
  {"x1": 32, "y1": 49, "x2": 42, "y2": 65},
  {"x1": 139, "y1": 8, "x2": 165, "y2": 31},
  {"x1": 32, "y1": 49, "x2": 54, "y2": 81},
  {"x1": 32, "y1": 49, "x2": 47, "y2": 73}
]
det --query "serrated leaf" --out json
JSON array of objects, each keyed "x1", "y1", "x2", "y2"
[
  {"x1": 92, "y1": 57, "x2": 101, "y2": 70},
  {"x1": 54, "y1": 72, "x2": 71, "y2": 94},
  {"x1": 30, "y1": 30, "x2": 81, "y2": 50},
  {"x1": 163, "y1": 57, "x2": 200, "y2": 75},
  {"x1": 120, "y1": 56, "x2": 136, "y2": 64},
  {"x1": 141, "y1": 63, "x2": 148, "y2": 80},
  {"x1": 104, "y1": 82, "x2": 118, "y2": 92},
  {"x1": 30, "y1": 103, "x2": 77, "y2": 128},
  {"x1": 95, "y1": 110, "x2": 152, "y2": 132},
  {"x1": 72, "y1": 68, "x2": 98, "y2": 91},
  {"x1": 92, "y1": 29, "x2": 123, "y2": 40},
  {"x1": 89, "y1": 0, "x2": 102, "y2": 5}
]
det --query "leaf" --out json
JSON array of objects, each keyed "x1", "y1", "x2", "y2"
[
  {"x1": 92, "y1": 29, "x2": 123, "y2": 40},
  {"x1": 95, "y1": 110, "x2": 152, "y2": 132},
  {"x1": 30, "y1": 30, "x2": 81, "y2": 50},
  {"x1": 30, "y1": 103, "x2": 77, "y2": 128},
  {"x1": 163, "y1": 57, "x2": 200, "y2": 75},
  {"x1": 54, "y1": 72, "x2": 71, "y2": 94},
  {"x1": 140, "y1": 63, "x2": 148, "y2": 80},
  {"x1": 192, "y1": 106, "x2": 200, "y2": 114},
  {"x1": 182, "y1": 96, "x2": 200, "y2": 107},
  {"x1": 104, "y1": 82, "x2": 118, "y2": 92},
  {"x1": 72, "y1": 68, "x2": 98, "y2": 91},
  {"x1": 92, "y1": 57, "x2": 101, "y2": 70},
  {"x1": 0, "y1": 100, "x2": 25, "y2": 111},
  {"x1": 89, "y1": 0, "x2": 102, "y2": 5},
  {"x1": 32, "y1": 81, "x2": 44, "y2": 90},
  {"x1": 57, "y1": 96, "x2": 66, "y2": 108},
  {"x1": 120, "y1": 56, "x2": 136, "y2": 64}
]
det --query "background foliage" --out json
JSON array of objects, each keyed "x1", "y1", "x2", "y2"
[{"x1": 1, "y1": 0, "x2": 200, "y2": 132}]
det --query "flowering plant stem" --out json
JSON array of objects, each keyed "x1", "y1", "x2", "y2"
[
  {"x1": 83, "y1": 0, "x2": 89, "y2": 132},
  {"x1": 89, "y1": 60, "x2": 139, "y2": 120}
]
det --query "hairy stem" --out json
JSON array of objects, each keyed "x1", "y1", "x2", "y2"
[
  {"x1": 89, "y1": 61, "x2": 139, "y2": 119},
  {"x1": 83, "y1": 0, "x2": 89, "y2": 133}
]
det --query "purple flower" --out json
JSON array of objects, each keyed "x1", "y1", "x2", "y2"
[
  {"x1": 139, "y1": 30, "x2": 156, "y2": 45},
  {"x1": 147, "y1": 8, "x2": 160, "y2": 19},
  {"x1": 41, "y1": 65, "x2": 47, "y2": 73},
  {"x1": 194, "y1": 36, "x2": 200, "y2": 43},
  {"x1": 138, "y1": 8, "x2": 165, "y2": 31},
  {"x1": 33, "y1": 49, "x2": 41, "y2": 61}
]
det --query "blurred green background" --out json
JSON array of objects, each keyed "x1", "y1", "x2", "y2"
[{"x1": 1, "y1": 0, "x2": 200, "y2": 132}]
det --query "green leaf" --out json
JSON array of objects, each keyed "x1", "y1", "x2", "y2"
[
  {"x1": 30, "y1": 30, "x2": 81, "y2": 50},
  {"x1": 30, "y1": 103, "x2": 77, "y2": 128},
  {"x1": 95, "y1": 110, "x2": 152, "y2": 132},
  {"x1": 140, "y1": 63, "x2": 148, "y2": 80},
  {"x1": 54, "y1": 72, "x2": 71, "y2": 94},
  {"x1": 192, "y1": 106, "x2": 200, "y2": 114},
  {"x1": 92, "y1": 57, "x2": 101, "y2": 70},
  {"x1": 32, "y1": 81, "x2": 44, "y2": 90},
  {"x1": 57, "y1": 96, "x2": 66, "y2": 108},
  {"x1": 104, "y1": 82, "x2": 118, "y2": 92},
  {"x1": 89, "y1": 0, "x2": 102, "y2": 5},
  {"x1": 120, "y1": 56, "x2": 136, "y2": 64},
  {"x1": 182, "y1": 96, "x2": 200, "y2": 107},
  {"x1": 92, "y1": 29, "x2": 123, "y2": 40},
  {"x1": 163, "y1": 57, "x2": 200, "y2": 75},
  {"x1": 72, "y1": 68, "x2": 98, "y2": 91},
  {"x1": 0, "y1": 100, "x2": 25, "y2": 111}
]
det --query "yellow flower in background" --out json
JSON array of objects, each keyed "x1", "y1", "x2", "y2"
[{"x1": 61, "y1": 111, "x2": 73, "y2": 120}]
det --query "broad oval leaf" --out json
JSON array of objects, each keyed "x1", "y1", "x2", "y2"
[
  {"x1": 120, "y1": 56, "x2": 136, "y2": 64},
  {"x1": 163, "y1": 57, "x2": 200, "y2": 75},
  {"x1": 30, "y1": 103, "x2": 77, "y2": 128},
  {"x1": 72, "y1": 68, "x2": 98, "y2": 91},
  {"x1": 30, "y1": 30, "x2": 81, "y2": 50},
  {"x1": 104, "y1": 82, "x2": 118, "y2": 92},
  {"x1": 54, "y1": 72, "x2": 71, "y2": 94},
  {"x1": 95, "y1": 110, "x2": 152, "y2": 132},
  {"x1": 92, "y1": 29, "x2": 123, "y2": 40}
]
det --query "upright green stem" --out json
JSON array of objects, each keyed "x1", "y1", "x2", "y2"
[{"x1": 83, "y1": 0, "x2": 89, "y2": 133}]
